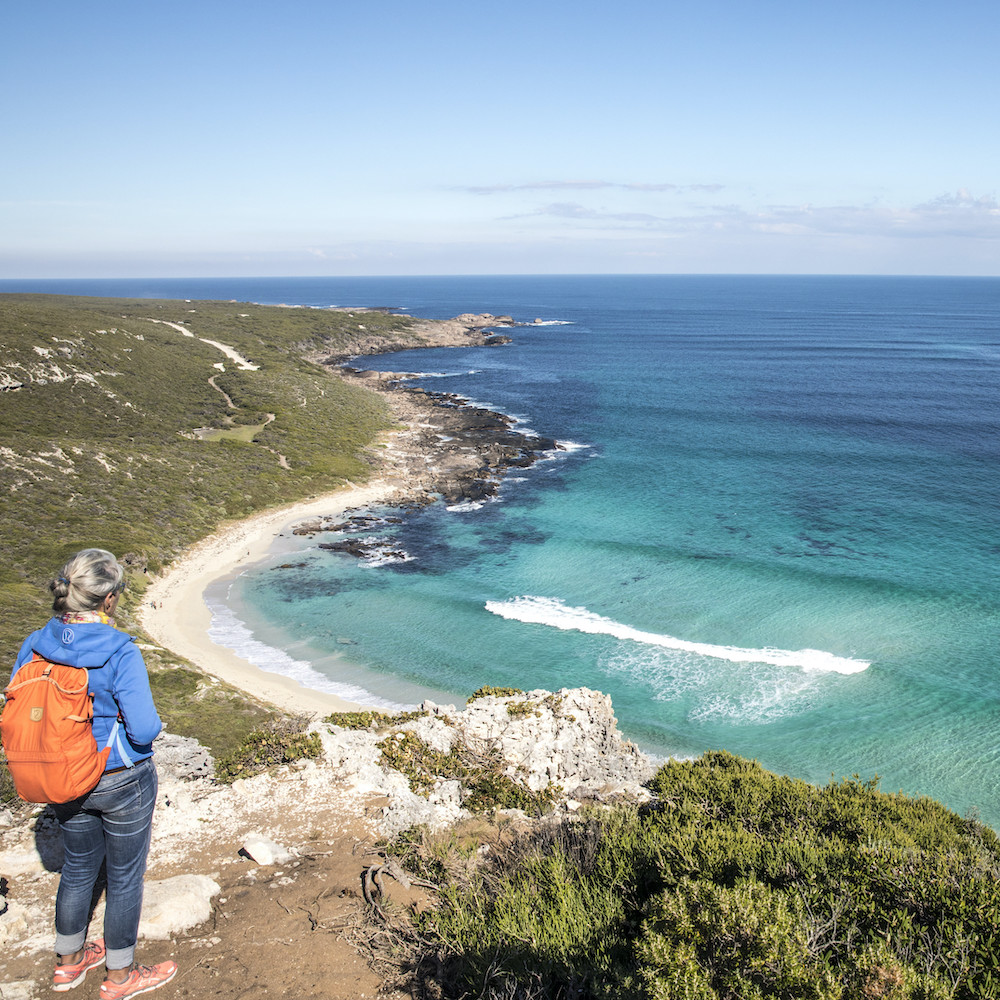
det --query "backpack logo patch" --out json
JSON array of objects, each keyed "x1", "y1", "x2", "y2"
[{"x1": 30, "y1": 707, "x2": 43, "y2": 722}]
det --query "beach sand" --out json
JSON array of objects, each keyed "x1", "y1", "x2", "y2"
[
  {"x1": 138, "y1": 480, "x2": 400, "y2": 717},
  {"x1": 136, "y1": 314, "x2": 540, "y2": 720}
]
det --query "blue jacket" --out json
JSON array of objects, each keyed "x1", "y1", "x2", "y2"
[{"x1": 12, "y1": 618, "x2": 162, "y2": 770}]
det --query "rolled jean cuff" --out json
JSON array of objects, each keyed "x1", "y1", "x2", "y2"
[
  {"x1": 107, "y1": 943, "x2": 136, "y2": 971},
  {"x1": 55, "y1": 930, "x2": 87, "y2": 957}
]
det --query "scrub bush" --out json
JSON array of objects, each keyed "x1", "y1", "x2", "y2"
[
  {"x1": 470, "y1": 686, "x2": 525, "y2": 700},
  {"x1": 398, "y1": 752, "x2": 1000, "y2": 1000},
  {"x1": 324, "y1": 709, "x2": 423, "y2": 729},
  {"x1": 215, "y1": 722, "x2": 323, "y2": 783},
  {"x1": 375, "y1": 729, "x2": 559, "y2": 815}
]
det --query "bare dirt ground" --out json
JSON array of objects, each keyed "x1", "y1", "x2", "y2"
[{"x1": 1, "y1": 781, "x2": 422, "y2": 1000}]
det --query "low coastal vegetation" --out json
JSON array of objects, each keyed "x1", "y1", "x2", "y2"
[
  {"x1": 381, "y1": 752, "x2": 1000, "y2": 999},
  {"x1": 3, "y1": 295, "x2": 998, "y2": 995},
  {"x1": 0, "y1": 292, "x2": 428, "y2": 666},
  {"x1": 214, "y1": 716, "x2": 323, "y2": 783}
]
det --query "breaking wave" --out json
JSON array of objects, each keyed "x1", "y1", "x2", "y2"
[{"x1": 484, "y1": 596, "x2": 870, "y2": 674}]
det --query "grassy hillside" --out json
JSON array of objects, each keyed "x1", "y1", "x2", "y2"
[
  {"x1": 0, "y1": 293, "x2": 446, "y2": 781},
  {"x1": 0, "y1": 293, "x2": 430, "y2": 663}
]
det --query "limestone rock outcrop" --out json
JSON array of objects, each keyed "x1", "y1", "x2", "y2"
[{"x1": 0, "y1": 687, "x2": 657, "y2": 958}]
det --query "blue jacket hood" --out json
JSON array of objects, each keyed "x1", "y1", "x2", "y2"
[{"x1": 28, "y1": 617, "x2": 135, "y2": 669}]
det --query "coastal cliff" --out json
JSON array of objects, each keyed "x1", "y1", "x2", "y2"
[
  {"x1": 1, "y1": 687, "x2": 653, "y2": 997},
  {"x1": 4, "y1": 687, "x2": 999, "y2": 999}
]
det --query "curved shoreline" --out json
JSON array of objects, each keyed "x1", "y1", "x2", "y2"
[
  {"x1": 137, "y1": 312, "x2": 549, "y2": 718},
  {"x1": 138, "y1": 480, "x2": 404, "y2": 716}
]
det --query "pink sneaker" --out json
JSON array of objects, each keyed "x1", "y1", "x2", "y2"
[
  {"x1": 53, "y1": 939, "x2": 106, "y2": 991},
  {"x1": 99, "y1": 962, "x2": 178, "y2": 999}
]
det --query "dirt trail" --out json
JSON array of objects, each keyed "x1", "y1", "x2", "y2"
[{"x1": 1, "y1": 783, "x2": 415, "y2": 1000}]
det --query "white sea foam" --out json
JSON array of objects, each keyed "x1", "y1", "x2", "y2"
[
  {"x1": 360, "y1": 551, "x2": 413, "y2": 567},
  {"x1": 356, "y1": 537, "x2": 414, "y2": 568},
  {"x1": 407, "y1": 369, "x2": 483, "y2": 379},
  {"x1": 528, "y1": 320, "x2": 574, "y2": 326},
  {"x1": 446, "y1": 499, "x2": 488, "y2": 512},
  {"x1": 484, "y1": 596, "x2": 870, "y2": 674},
  {"x1": 205, "y1": 599, "x2": 406, "y2": 708},
  {"x1": 554, "y1": 439, "x2": 590, "y2": 453}
]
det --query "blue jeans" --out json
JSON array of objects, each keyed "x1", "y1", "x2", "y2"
[{"x1": 51, "y1": 757, "x2": 157, "y2": 970}]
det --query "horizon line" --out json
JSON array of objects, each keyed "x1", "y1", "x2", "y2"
[{"x1": 2, "y1": 272, "x2": 999, "y2": 283}]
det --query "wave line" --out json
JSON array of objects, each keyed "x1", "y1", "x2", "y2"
[{"x1": 484, "y1": 596, "x2": 870, "y2": 674}]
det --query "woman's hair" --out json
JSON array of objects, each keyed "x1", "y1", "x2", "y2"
[{"x1": 50, "y1": 548, "x2": 125, "y2": 613}]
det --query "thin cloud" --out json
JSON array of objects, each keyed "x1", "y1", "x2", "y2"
[
  {"x1": 464, "y1": 180, "x2": 724, "y2": 195},
  {"x1": 498, "y1": 190, "x2": 1000, "y2": 241},
  {"x1": 916, "y1": 189, "x2": 999, "y2": 212},
  {"x1": 501, "y1": 201, "x2": 672, "y2": 224},
  {"x1": 748, "y1": 192, "x2": 1000, "y2": 240}
]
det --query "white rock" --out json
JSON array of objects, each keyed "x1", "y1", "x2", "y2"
[
  {"x1": 0, "y1": 980, "x2": 36, "y2": 1000},
  {"x1": 241, "y1": 834, "x2": 293, "y2": 866},
  {"x1": 139, "y1": 874, "x2": 220, "y2": 940},
  {"x1": 0, "y1": 900, "x2": 31, "y2": 949}
]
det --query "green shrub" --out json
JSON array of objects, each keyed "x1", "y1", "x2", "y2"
[
  {"x1": 506, "y1": 700, "x2": 539, "y2": 718},
  {"x1": 375, "y1": 728, "x2": 558, "y2": 816},
  {"x1": 636, "y1": 877, "x2": 840, "y2": 999},
  {"x1": 215, "y1": 724, "x2": 322, "y2": 783},
  {"x1": 463, "y1": 752, "x2": 561, "y2": 815},
  {"x1": 147, "y1": 664, "x2": 274, "y2": 760},
  {"x1": 470, "y1": 686, "x2": 525, "y2": 700},
  {"x1": 400, "y1": 753, "x2": 1000, "y2": 1000},
  {"x1": 377, "y1": 730, "x2": 467, "y2": 795},
  {"x1": 325, "y1": 709, "x2": 422, "y2": 730}
]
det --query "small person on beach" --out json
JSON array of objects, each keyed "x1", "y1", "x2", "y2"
[{"x1": 8, "y1": 549, "x2": 177, "y2": 998}]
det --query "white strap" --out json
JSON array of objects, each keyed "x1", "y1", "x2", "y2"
[{"x1": 103, "y1": 719, "x2": 135, "y2": 769}]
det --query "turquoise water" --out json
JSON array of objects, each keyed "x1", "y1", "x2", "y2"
[{"x1": 9, "y1": 275, "x2": 999, "y2": 825}]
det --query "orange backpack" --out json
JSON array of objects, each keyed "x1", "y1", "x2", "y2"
[{"x1": 1, "y1": 653, "x2": 122, "y2": 804}]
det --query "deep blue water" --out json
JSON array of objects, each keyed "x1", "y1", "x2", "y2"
[{"x1": 6, "y1": 275, "x2": 999, "y2": 825}]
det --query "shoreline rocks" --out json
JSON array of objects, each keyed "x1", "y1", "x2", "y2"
[
  {"x1": 296, "y1": 314, "x2": 565, "y2": 554},
  {"x1": 336, "y1": 377, "x2": 562, "y2": 513}
]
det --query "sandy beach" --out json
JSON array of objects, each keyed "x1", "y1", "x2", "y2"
[
  {"x1": 137, "y1": 479, "x2": 405, "y2": 716},
  {"x1": 135, "y1": 320, "x2": 535, "y2": 717}
]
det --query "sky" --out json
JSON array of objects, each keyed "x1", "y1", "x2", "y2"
[{"x1": 3, "y1": 0, "x2": 999, "y2": 277}]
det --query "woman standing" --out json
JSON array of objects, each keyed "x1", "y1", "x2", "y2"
[{"x1": 10, "y1": 549, "x2": 177, "y2": 998}]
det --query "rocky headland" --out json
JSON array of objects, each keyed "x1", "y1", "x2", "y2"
[
  {"x1": 0, "y1": 688, "x2": 654, "y2": 999},
  {"x1": 291, "y1": 311, "x2": 563, "y2": 559},
  {"x1": 336, "y1": 313, "x2": 546, "y2": 508}
]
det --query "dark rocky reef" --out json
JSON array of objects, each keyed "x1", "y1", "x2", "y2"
[{"x1": 293, "y1": 315, "x2": 563, "y2": 563}]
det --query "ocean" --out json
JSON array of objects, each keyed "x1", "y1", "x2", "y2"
[{"x1": 6, "y1": 274, "x2": 999, "y2": 825}]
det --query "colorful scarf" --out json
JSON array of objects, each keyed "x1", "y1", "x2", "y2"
[{"x1": 60, "y1": 610, "x2": 116, "y2": 626}]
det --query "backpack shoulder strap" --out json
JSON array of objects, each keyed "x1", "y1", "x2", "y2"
[{"x1": 103, "y1": 718, "x2": 135, "y2": 768}]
